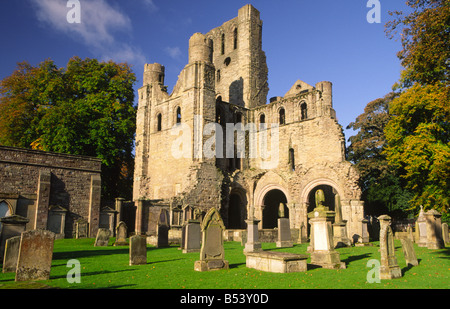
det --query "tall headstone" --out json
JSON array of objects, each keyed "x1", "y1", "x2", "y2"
[
  {"x1": 156, "y1": 209, "x2": 170, "y2": 248},
  {"x1": 307, "y1": 190, "x2": 345, "y2": 269},
  {"x1": 183, "y1": 220, "x2": 201, "y2": 253},
  {"x1": 297, "y1": 221, "x2": 308, "y2": 244},
  {"x1": 194, "y1": 207, "x2": 229, "y2": 272},
  {"x1": 47, "y1": 205, "x2": 68, "y2": 239},
  {"x1": 244, "y1": 218, "x2": 262, "y2": 253},
  {"x1": 15, "y1": 230, "x2": 55, "y2": 282},
  {"x1": 400, "y1": 238, "x2": 419, "y2": 266},
  {"x1": 416, "y1": 206, "x2": 427, "y2": 247},
  {"x1": 276, "y1": 218, "x2": 293, "y2": 248},
  {"x1": 2, "y1": 236, "x2": 21, "y2": 273},
  {"x1": 75, "y1": 219, "x2": 89, "y2": 239},
  {"x1": 114, "y1": 221, "x2": 128, "y2": 246},
  {"x1": 129, "y1": 235, "x2": 147, "y2": 266},
  {"x1": 442, "y1": 223, "x2": 450, "y2": 246},
  {"x1": 0, "y1": 215, "x2": 29, "y2": 262},
  {"x1": 378, "y1": 215, "x2": 402, "y2": 279},
  {"x1": 332, "y1": 194, "x2": 352, "y2": 248},
  {"x1": 424, "y1": 209, "x2": 444, "y2": 249},
  {"x1": 94, "y1": 228, "x2": 111, "y2": 247}
]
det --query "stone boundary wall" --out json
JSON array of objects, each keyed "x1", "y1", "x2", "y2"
[{"x1": 0, "y1": 146, "x2": 102, "y2": 238}]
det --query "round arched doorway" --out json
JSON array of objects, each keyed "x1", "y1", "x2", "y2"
[
  {"x1": 262, "y1": 189, "x2": 288, "y2": 229},
  {"x1": 227, "y1": 191, "x2": 247, "y2": 229},
  {"x1": 306, "y1": 184, "x2": 337, "y2": 213}
]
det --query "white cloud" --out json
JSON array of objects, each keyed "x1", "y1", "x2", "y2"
[
  {"x1": 30, "y1": 0, "x2": 147, "y2": 65},
  {"x1": 141, "y1": 0, "x2": 158, "y2": 12},
  {"x1": 165, "y1": 46, "x2": 183, "y2": 60}
]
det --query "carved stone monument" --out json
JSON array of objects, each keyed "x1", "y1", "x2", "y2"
[
  {"x1": 424, "y1": 209, "x2": 444, "y2": 249},
  {"x1": 307, "y1": 190, "x2": 345, "y2": 269},
  {"x1": 114, "y1": 221, "x2": 128, "y2": 246},
  {"x1": 182, "y1": 219, "x2": 201, "y2": 253},
  {"x1": 0, "y1": 215, "x2": 29, "y2": 262},
  {"x1": 378, "y1": 215, "x2": 402, "y2": 279},
  {"x1": 94, "y1": 228, "x2": 111, "y2": 247},
  {"x1": 194, "y1": 207, "x2": 229, "y2": 272},
  {"x1": 2, "y1": 236, "x2": 21, "y2": 273},
  {"x1": 400, "y1": 238, "x2": 419, "y2": 266},
  {"x1": 416, "y1": 206, "x2": 427, "y2": 247},
  {"x1": 442, "y1": 223, "x2": 450, "y2": 246},
  {"x1": 332, "y1": 194, "x2": 352, "y2": 248}
]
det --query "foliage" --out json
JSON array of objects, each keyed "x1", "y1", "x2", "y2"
[
  {"x1": 385, "y1": 0, "x2": 450, "y2": 88},
  {"x1": 0, "y1": 57, "x2": 136, "y2": 200},
  {"x1": 384, "y1": 83, "x2": 450, "y2": 214},
  {"x1": 347, "y1": 93, "x2": 412, "y2": 217}
]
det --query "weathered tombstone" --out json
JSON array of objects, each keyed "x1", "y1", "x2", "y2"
[
  {"x1": 47, "y1": 205, "x2": 68, "y2": 239},
  {"x1": 129, "y1": 235, "x2": 147, "y2": 266},
  {"x1": 114, "y1": 221, "x2": 128, "y2": 246},
  {"x1": 307, "y1": 190, "x2": 345, "y2": 269},
  {"x1": 244, "y1": 218, "x2": 262, "y2": 253},
  {"x1": 99, "y1": 206, "x2": 118, "y2": 235},
  {"x1": 94, "y1": 228, "x2": 111, "y2": 247},
  {"x1": 400, "y1": 238, "x2": 419, "y2": 266},
  {"x1": 332, "y1": 194, "x2": 352, "y2": 248},
  {"x1": 156, "y1": 209, "x2": 170, "y2": 248},
  {"x1": 0, "y1": 215, "x2": 29, "y2": 262},
  {"x1": 442, "y1": 223, "x2": 450, "y2": 246},
  {"x1": 183, "y1": 220, "x2": 201, "y2": 253},
  {"x1": 75, "y1": 219, "x2": 89, "y2": 239},
  {"x1": 424, "y1": 209, "x2": 444, "y2": 249},
  {"x1": 276, "y1": 217, "x2": 293, "y2": 248},
  {"x1": 378, "y1": 215, "x2": 402, "y2": 279},
  {"x1": 297, "y1": 221, "x2": 308, "y2": 244},
  {"x1": 194, "y1": 207, "x2": 229, "y2": 271},
  {"x1": 15, "y1": 230, "x2": 55, "y2": 282},
  {"x1": 2, "y1": 236, "x2": 21, "y2": 273},
  {"x1": 416, "y1": 206, "x2": 427, "y2": 247}
]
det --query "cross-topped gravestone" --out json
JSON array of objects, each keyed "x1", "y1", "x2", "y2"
[{"x1": 194, "y1": 207, "x2": 229, "y2": 271}]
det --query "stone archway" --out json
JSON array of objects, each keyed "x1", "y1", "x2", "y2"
[
  {"x1": 227, "y1": 189, "x2": 247, "y2": 229},
  {"x1": 261, "y1": 189, "x2": 288, "y2": 229}
]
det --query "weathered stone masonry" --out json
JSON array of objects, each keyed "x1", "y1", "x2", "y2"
[
  {"x1": 0, "y1": 145, "x2": 102, "y2": 238},
  {"x1": 133, "y1": 5, "x2": 365, "y2": 241}
]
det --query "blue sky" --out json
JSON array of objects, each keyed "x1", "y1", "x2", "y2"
[{"x1": 0, "y1": 0, "x2": 409, "y2": 143}]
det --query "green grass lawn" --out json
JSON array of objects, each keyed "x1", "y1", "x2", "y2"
[{"x1": 0, "y1": 238, "x2": 448, "y2": 289}]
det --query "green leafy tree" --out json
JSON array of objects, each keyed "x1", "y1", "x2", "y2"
[
  {"x1": 0, "y1": 57, "x2": 136, "y2": 200},
  {"x1": 347, "y1": 93, "x2": 412, "y2": 218},
  {"x1": 384, "y1": 0, "x2": 450, "y2": 216}
]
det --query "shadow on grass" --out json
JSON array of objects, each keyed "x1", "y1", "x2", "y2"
[
  {"x1": 429, "y1": 247, "x2": 450, "y2": 259},
  {"x1": 341, "y1": 253, "x2": 372, "y2": 265},
  {"x1": 49, "y1": 268, "x2": 135, "y2": 280},
  {"x1": 53, "y1": 248, "x2": 129, "y2": 260}
]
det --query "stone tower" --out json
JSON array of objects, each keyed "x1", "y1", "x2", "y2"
[{"x1": 133, "y1": 4, "x2": 364, "y2": 242}]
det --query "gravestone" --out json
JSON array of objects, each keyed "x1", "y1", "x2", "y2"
[
  {"x1": 297, "y1": 222, "x2": 308, "y2": 244},
  {"x1": 400, "y1": 238, "x2": 419, "y2": 266},
  {"x1": 194, "y1": 207, "x2": 229, "y2": 272},
  {"x1": 183, "y1": 220, "x2": 201, "y2": 253},
  {"x1": 424, "y1": 209, "x2": 444, "y2": 249},
  {"x1": 47, "y1": 205, "x2": 68, "y2": 239},
  {"x1": 276, "y1": 218, "x2": 293, "y2": 248},
  {"x1": 2, "y1": 236, "x2": 21, "y2": 273},
  {"x1": 15, "y1": 230, "x2": 55, "y2": 282},
  {"x1": 129, "y1": 235, "x2": 147, "y2": 265},
  {"x1": 416, "y1": 206, "x2": 427, "y2": 247},
  {"x1": 378, "y1": 215, "x2": 402, "y2": 279},
  {"x1": 156, "y1": 209, "x2": 170, "y2": 248},
  {"x1": 307, "y1": 190, "x2": 345, "y2": 269},
  {"x1": 94, "y1": 228, "x2": 111, "y2": 247},
  {"x1": 0, "y1": 215, "x2": 29, "y2": 262},
  {"x1": 75, "y1": 219, "x2": 89, "y2": 239},
  {"x1": 114, "y1": 221, "x2": 128, "y2": 246},
  {"x1": 244, "y1": 218, "x2": 262, "y2": 253},
  {"x1": 332, "y1": 194, "x2": 352, "y2": 248},
  {"x1": 442, "y1": 223, "x2": 449, "y2": 246}
]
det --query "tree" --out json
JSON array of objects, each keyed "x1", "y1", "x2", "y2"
[
  {"x1": 384, "y1": 83, "x2": 450, "y2": 214},
  {"x1": 383, "y1": 0, "x2": 450, "y2": 215},
  {"x1": 0, "y1": 57, "x2": 136, "y2": 200},
  {"x1": 347, "y1": 93, "x2": 412, "y2": 218},
  {"x1": 386, "y1": 0, "x2": 450, "y2": 87}
]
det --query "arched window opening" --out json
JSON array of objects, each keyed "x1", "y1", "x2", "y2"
[
  {"x1": 176, "y1": 107, "x2": 181, "y2": 124},
  {"x1": 221, "y1": 33, "x2": 225, "y2": 55},
  {"x1": 259, "y1": 113, "x2": 265, "y2": 124},
  {"x1": 279, "y1": 108, "x2": 286, "y2": 125},
  {"x1": 289, "y1": 148, "x2": 295, "y2": 171},
  {"x1": 157, "y1": 113, "x2": 162, "y2": 131},
  {"x1": 233, "y1": 28, "x2": 238, "y2": 49},
  {"x1": 301, "y1": 102, "x2": 308, "y2": 120}
]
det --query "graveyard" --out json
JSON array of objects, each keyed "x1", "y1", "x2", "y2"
[{"x1": 0, "y1": 234, "x2": 448, "y2": 289}]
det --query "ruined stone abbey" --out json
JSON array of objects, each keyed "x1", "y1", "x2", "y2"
[{"x1": 133, "y1": 5, "x2": 365, "y2": 241}]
